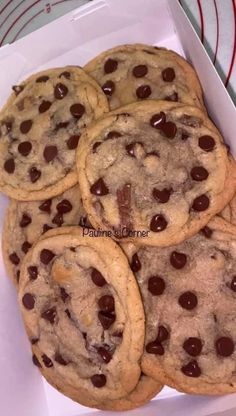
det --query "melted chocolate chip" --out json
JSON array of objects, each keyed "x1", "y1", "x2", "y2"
[
  {"x1": 153, "y1": 188, "x2": 171, "y2": 203},
  {"x1": 161, "y1": 121, "x2": 177, "y2": 138},
  {"x1": 91, "y1": 268, "x2": 107, "y2": 287},
  {"x1": 20, "y1": 120, "x2": 32, "y2": 134},
  {"x1": 170, "y1": 251, "x2": 187, "y2": 269},
  {"x1": 90, "y1": 178, "x2": 109, "y2": 196},
  {"x1": 112, "y1": 330, "x2": 123, "y2": 338},
  {"x1": 146, "y1": 341, "x2": 164, "y2": 355},
  {"x1": 54, "y1": 121, "x2": 69, "y2": 131},
  {"x1": 199, "y1": 135, "x2": 215, "y2": 152},
  {"x1": 183, "y1": 337, "x2": 202, "y2": 357},
  {"x1": 116, "y1": 183, "x2": 132, "y2": 230},
  {"x1": 181, "y1": 360, "x2": 201, "y2": 377},
  {"x1": 157, "y1": 326, "x2": 169, "y2": 342},
  {"x1": 130, "y1": 253, "x2": 141, "y2": 272},
  {"x1": 98, "y1": 295, "x2": 114, "y2": 312},
  {"x1": 98, "y1": 311, "x2": 116, "y2": 329},
  {"x1": 54, "y1": 352, "x2": 68, "y2": 365},
  {"x1": 31, "y1": 338, "x2": 39, "y2": 345},
  {"x1": 20, "y1": 213, "x2": 31, "y2": 227},
  {"x1": 22, "y1": 293, "x2": 35, "y2": 310},
  {"x1": 178, "y1": 291, "x2": 198, "y2": 310},
  {"x1": 215, "y1": 337, "x2": 234, "y2": 357},
  {"x1": 41, "y1": 307, "x2": 57, "y2": 324},
  {"x1": 39, "y1": 100, "x2": 52, "y2": 113},
  {"x1": 59, "y1": 71, "x2": 70, "y2": 79},
  {"x1": 162, "y1": 67, "x2": 175, "y2": 82},
  {"x1": 67, "y1": 134, "x2": 80, "y2": 149},
  {"x1": 18, "y1": 141, "x2": 32, "y2": 156},
  {"x1": 70, "y1": 103, "x2": 85, "y2": 119},
  {"x1": 54, "y1": 83, "x2": 68, "y2": 99},
  {"x1": 12, "y1": 85, "x2": 24, "y2": 95},
  {"x1": 42, "y1": 224, "x2": 53, "y2": 234},
  {"x1": 97, "y1": 347, "x2": 112, "y2": 363},
  {"x1": 51, "y1": 213, "x2": 63, "y2": 226},
  {"x1": 91, "y1": 374, "x2": 106, "y2": 388},
  {"x1": 4, "y1": 158, "x2": 15, "y2": 173},
  {"x1": 32, "y1": 354, "x2": 41, "y2": 367},
  {"x1": 16, "y1": 270, "x2": 20, "y2": 282},
  {"x1": 102, "y1": 80, "x2": 115, "y2": 96},
  {"x1": 201, "y1": 226, "x2": 213, "y2": 239},
  {"x1": 93, "y1": 142, "x2": 101, "y2": 152},
  {"x1": 106, "y1": 131, "x2": 122, "y2": 140},
  {"x1": 29, "y1": 167, "x2": 41, "y2": 183},
  {"x1": 36, "y1": 75, "x2": 49, "y2": 83},
  {"x1": 28, "y1": 266, "x2": 38, "y2": 280},
  {"x1": 150, "y1": 214, "x2": 168, "y2": 232},
  {"x1": 40, "y1": 249, "x2": 55, "y2": 265},
  {"x1": 21, "y1": 241, "x2": 32, "y2": 254},
  {"x1": 192, "y1": 195, "x2": 210, "y2": 212},
  {"x1": 39, "y1": 199, "x2": 52, "y2": 213},
  {"x1": 132, "y1": 65, "x2": 148, "y2": 77},
  {"x1": 60, "y1": 287, "x2": 69, "y2": 302},
  {"x1": 191, "y1": 166, "x2": 209, "y2": 181},
  {"x1": 148, "y1": 276, "x2": 166, "y2": 295},
  {"x1": 43, "y1": 145, "x2": 58, "y2": 163},
  {"x1": 150, "y1": 112, "x2": 166, "y2": 128},
  {"x1": 9, "y1": 252, "x2": 20, "y2": 265},
  {"x1": 136, "y1": 85, "x2": 151, "y2": 99},
  {"x1": 104, "y1": 58, "x2": 118, "y2": 73},
  {"x1": 42, "y1": 354, "x2": 53, "y2": 368},
  {"x1": 56, "y1": 199, "x2": 72, "y2": 214}
]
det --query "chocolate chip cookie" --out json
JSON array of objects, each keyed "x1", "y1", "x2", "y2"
[
  {"x1": 18, "y1": 226, "x2": 145, "y2": 407},
  {"x1": 0, "y1": 66, "x2": 108, "y2": 201},
  {"x1": 2, "y1": 184, "x2": 90, "y2": 286},
  {"x1": 77, "y1": 100, "x2": 236, "y2": 246},
  {"x1": 123, "y1": 217, "x2": 236, "y2": 394},
  {"x1": 219, "y1": 194, "x2": 236, "y2": 227},
  {"x1": 84, "y1": 43, "x2": 204, "y2": 110}
]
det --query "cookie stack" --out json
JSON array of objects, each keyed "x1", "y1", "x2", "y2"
[{"x1": 1, "y1": 44, "x2": 236, "y2": 411}]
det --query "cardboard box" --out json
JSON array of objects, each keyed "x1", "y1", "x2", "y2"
[{"x1": 0, "y1": 0, "x2": 235, "y2": 415}]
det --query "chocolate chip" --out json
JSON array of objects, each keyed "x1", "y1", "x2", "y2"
[
  {"x1": 67, "y1": 134, "x2": 80, "y2": 149},
  {"x1": 28, "y1": 266, "x2": 38, "y2": 280},
  {"x1": 130, "y1": 253, "x2": 141, "y2": 272},
  {"x1": 148, "y1": 276, "x2": 165, "y2": 295},
  {"x1": 54, "y1": 83, "x2": 68, "y2": 99},
  {"x1": 60, "y1": 287, "x2": 69, "y2": 302},
  {"x1": 157, "y1": 326, "x2": 169, "y2": 342},
  {"x1": 98, "y1": 311, "x2": 116, "y2": 329},
  {"x1": 32, "y1": 354, "x2": 41, "y2": 367},
  {"x1": 116, "y1": 183, "x2": 132, "y2": 230},
  {"x1": 90, "y1": 178, "x2": 109, "y2": 196},
  {"x1": 181, "y1": 360, "x2": 201, "y2": 377},
  {"x1": 56, "y1": 199, "x2": 72, "y2": 214},
  {"x1": 22, "y1": 293, "x2": 35, "y2": 310},
  {"x1": 91, "y1": 268, "x2": 107, "y2": 287},
  {"x1": 150, "y1": 214, "x2": 168, "y2": 232},
  {"x1": 98, "y1": 295, "x2": 114, "y2": 312},
  {"x1": 54, "y1": 352, "x2": 68, "y2": 365},
  {"x1": 70, "y1": 103, "x2": 85, "y2": 119},
  {"x1": 192, "y1": 194, "x2": 209, "y2": 212},
  {"x1": 79, "y1": 216, "x2": 92, "y2": 228},
  {"x1": 16, "y1": 270, "x2": 20, "y2": 282},
  {"x1": 52, "y1": 212, "x2": 63, "y2": 226},
  {"x1": 18, "y1": 141, "x2": 32, "y2": 156},
  {"x1": 43, "y1": 145, "x2": 58, "y2": 163},
  {"x1": 170, "y1": 251, "x2": 187, "y2": 269},
  {"x1": 39, "y1": 100, "x2": 52, "y2": 113},
  {"x1": 161, "y1": 121, "x2": 177, "y2": 138},
  {"x1": 165, "y1": 92, "x2": 178, "y2": 102},
  {"x1": 199, "y1": 135, "x2": 215, "y2": 152},
  {"x1": 152, "y1": 188, "x2": 171, "y2": 203},
  {"x1": 36, "y1": 75, "x2": 49, "y2": 83},
  {"x1": 150, "y1": 112, "x2": 166, "y2": 128},
  {"x1": 9, "y1": 252, "x2": 20, "y2": 265},
  {"x1": 21, "y1": 241, "x2": 32, "y2": 254},
  {"x1": 59, "y1": 71, "x2": 70, "y2": 79},
  {"x1": 97, "y1": 347, "x2": 112, "y2": 363},
  {"x1": 191, "y1": 166, "x2": 209, "y2": 181},
  {"x1": 112, "y1": 330, "x2": 123, "y2": 338},
  {"x1": 162, "y1": 67, "x2": 175, "y2": 82},
  {"x1": 181, "y1": 131, "x2": 189, "y2": 140},
  {"x1": 106, "y1": 131, "x2": 122, "y2": 140},
  {"x1": 29, "y1": 167, "x2": 41, "y2": 183},
  {"x1": 104, "y1": 58, "x2": 118, "y2": 73},
  {"x1": 40, "y1": 249, "x2": 55, "y2": 265},
  {"x1": 132, "y1": 65, "x2": 148, "y2": 77},
  {"x1": 42, "y1": 354, "x2": 53, "y2": 368},
  {"x1": 136, "y1": 85, "x2": 151, "y2": 99},
  {"x1": 20, "y1": 213, "x2": 31, "y2": 228},
  {"x1": 39, "y1": 199, "x2": 52, "y2": 213},
  {"x1": 102, "y1": 80, "x2": 115, "y2": 96},
  {"x1": 54, "y1": 121, "x2": 69, "y2": 131},
  {"x1": 126, "y1": 142, "x2": 141, "y2": 157},
  {"x1": 31, "y1": 338, "x2": 39, "y2": 345},
  {"x1": 230, "y1": 276, "x2": 236, "y2": 292},
  {"x1": 93, "y1": 142, "x2": 101, "y2": 152},
  {"x1": 41, "y1": 307, "x2": 57, "y2": 324},
  {"x1": 12, "y1": 85, "x2": 24, "y2": 95},
  {"x1": 42, "y1": 224, "x2": 53, "y2": 234},
  {"x1": 179, "y1": 291, "x2": 198, "y2": 310},
  {"x1": 91, "y1": 374, "x2": 106, "y2": 388},
  {"x1": 4, "y1": 158, "x2": 15, "y2": 173},
  {"x1": 146, "y1": 341, "x2": 164, "y2": 355},
  {"x1": 183, "y1": 338, "x2": 202, "y2": 357},
  {"x1": 201, "y1": 226, "x2": 213, "y2": 239},
  {"x1": 20, "y1": 120, "x2": 32, "y2": 134},
  {"x1": 215, "y1": 337, "x2": 234, "y2": 357}
]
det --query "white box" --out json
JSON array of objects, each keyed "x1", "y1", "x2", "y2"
[{"x1": 0, "y1": 1, "x2": 235, "y2": 415}]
